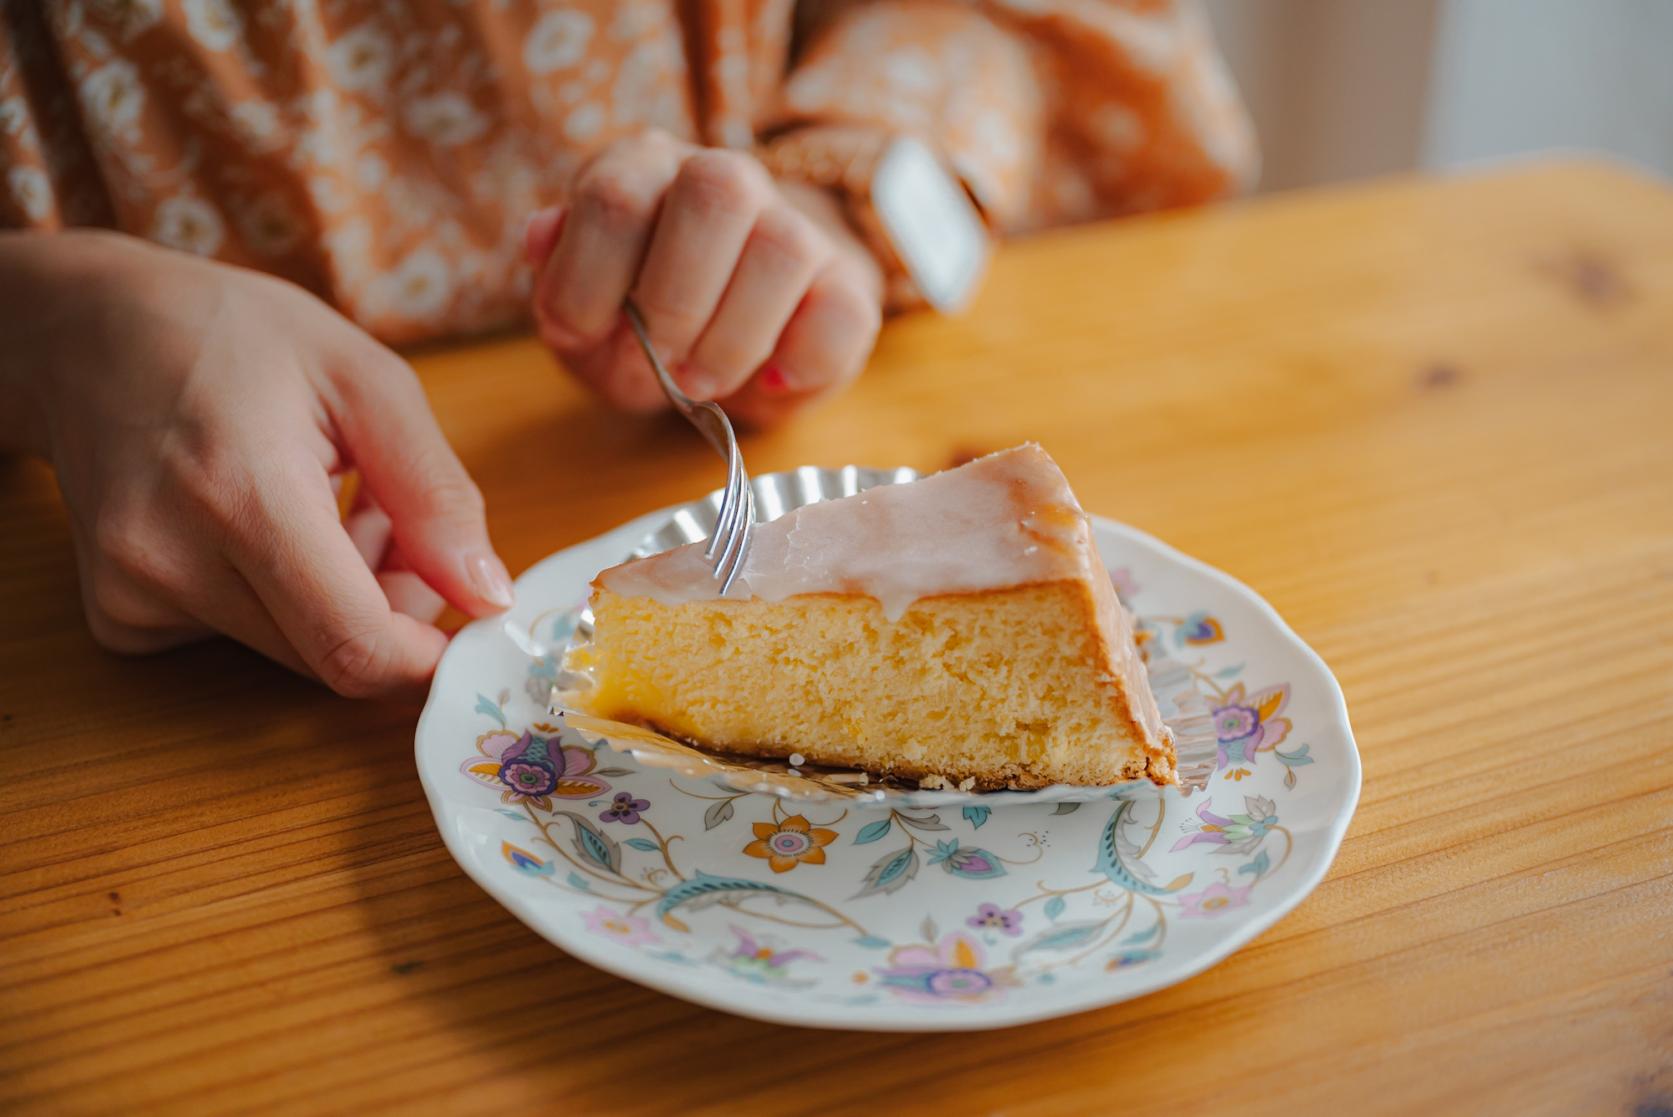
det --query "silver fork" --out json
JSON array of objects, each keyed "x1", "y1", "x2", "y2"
[{"x1": 623, "y1": 300, "x2": 755, "y2": 595}]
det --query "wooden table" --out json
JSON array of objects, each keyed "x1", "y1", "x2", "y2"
[{"x1": 3, "y1": 160, "x2": 1670, "y2": 1115}]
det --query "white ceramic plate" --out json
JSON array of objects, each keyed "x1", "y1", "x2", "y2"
[{"x1": 416, "y1": 499, "x2": 1360, "y2": 1031}]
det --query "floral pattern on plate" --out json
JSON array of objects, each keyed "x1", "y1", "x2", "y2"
[{"x1": 416, "y1": 512, "x2": 1359, "y2": 1030}]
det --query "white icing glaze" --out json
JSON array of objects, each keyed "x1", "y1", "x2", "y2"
[{"x1": 598, "y1": 444, "x2": 1106, "y2": 621}]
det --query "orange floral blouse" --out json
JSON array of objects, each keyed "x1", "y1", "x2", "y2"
[{"x1": 0, "y1": 0, "x2": 1254, "y2": 344}]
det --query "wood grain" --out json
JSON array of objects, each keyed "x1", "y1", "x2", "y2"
[{"x1": 2, "y1": 160, "x2": 1671, "y2": 1116}]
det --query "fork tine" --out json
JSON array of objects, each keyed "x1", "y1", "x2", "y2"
[
  {"x1": 711, "y1": 465, "x2": 747, "y2": 579},
  {"x1": 706, "y1": 449, "x2": 743, "y2": 561},
  {"x1": 716, "y1": 483, "x2": 754, "y2": 595}
]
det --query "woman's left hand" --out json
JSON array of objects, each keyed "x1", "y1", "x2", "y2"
[{"x1": 523, "y1": 130, "x2": 884, "y2": 425}]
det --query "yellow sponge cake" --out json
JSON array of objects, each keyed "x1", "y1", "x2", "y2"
[{"x1": 567, "y1": 445, "x2": 1174, "y2": 788}]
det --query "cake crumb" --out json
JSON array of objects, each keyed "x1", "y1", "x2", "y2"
[
  {"x1": 957, "y1": 777, "x2": 976, "y2": 791},
  {"x1": 919, "y1": 774, "x2": 949, "y2": 790}
]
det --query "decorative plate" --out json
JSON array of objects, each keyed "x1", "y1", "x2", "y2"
[{"x1": 415, "y1": 485, "x2": 1361, "y2": 1032}]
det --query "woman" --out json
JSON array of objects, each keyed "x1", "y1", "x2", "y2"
[{"x1": 0, "y1": 0, "x2": 1252, "y2": 696}]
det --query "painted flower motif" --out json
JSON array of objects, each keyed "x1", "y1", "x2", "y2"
[
  {"x1": 461, "y1": 729, "x2": 610, "y2": 810},
  {"x1": 1177, "y1": 611, "x2": 1225, "y2": 646},
  {"x1": 502, "y1": 841, "x2": 553, "y2": 877},
  {"x1": 875, "y1": 933, "x2": 1017, "y2": 1003},
  {"x1": 715, "y1": 926, "x2": 820, "y2": 984},
  {"x1": 150, "y1": 195, "x2": 225, "y2": 256},
  {"x1": 183, "y1": 0, "x2": 241, "y2": 51},
  {"x1": 598, "y1": 792, "x2": 649, "y2": 825},
  {"x1": 1171, "y1": 796, "x2": 1278, "y2": 855},
  {"x1": 581, "y1": 905, "x2": 659, "y2": 947},
  {"x1": 1211, "y1": 681, "x2": 1292, "y2": 774},
  {"x1": 965, "y1": 902, "x2": 1024, "y2": 937},
  {"x1": 1177, "y1": 881, "x2": 1253, "y2": 920},
  {"x1": 326, "y1": 24, "x2": 396, "y2": 93},
  {"x1": 743, "y1": 815, "x2": 837, "y2": 873},
  {"x1": 524, "y1": 9, "x2": 594, "y2": 74}
]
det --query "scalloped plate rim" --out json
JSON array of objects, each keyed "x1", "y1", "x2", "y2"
[{"x1": 415, "y1": 503, "x2": 1361, "y2": 1032}]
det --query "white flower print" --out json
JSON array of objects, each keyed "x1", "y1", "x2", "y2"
[
  {"x1": 0, "y1": 98, "x2": 27, "y2": 137},
  {"x1": 356, "y1": 152, "x2": 388, "y2": 189},
  {"x1": 611, "y1": 37, "x2": 678, "y2": 127},
  {"x1": 611, "y1": 1, "x2": 661, "y2": 42},
  {"x1": 150, "y1": 195, "x2": 225, "y2": 256},
  {"x1": 227, "y1": 100, "x2": 285, "y2": 153},
  {"x1": 183, "y1": 0, "x2": 242, "y2": 52},
  {"x1": 326, "y1": 24, "x2": 396, "y2": 93},
  {"x1": 86, "y1": 0, "x2": 163, "y2": 39},
  {"x1": 402, "y1": 92, "x2": 487, "y2": 146},
  {"x1": 524, "y1": 9, "x2": 593, "y2": 75},
  {"x1": 375, "y1": 247, "x2": 454, "y2": 322},
  {"x1": 79, "y1": 60, "x2": 145, "y2": 142},
  {"x1": 8, "y1": 166, "x2": 52, "y2": 222},
  {"x1": 307, "y1": 174, "x2": 346, "y2": 214},
  {"x1": 563, "y1": 102, "x2": 603, "y2": 142},
  {"x1": 1091, "y1": 103, "x2": 1143, "y2": 152},
  {"x1": 236, "y1": 191, "x2": 302, "y2": 256}
]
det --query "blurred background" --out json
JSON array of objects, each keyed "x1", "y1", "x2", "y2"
[{"x1": 1204, "y1": 0, "x2": 1673, "y2": 191}]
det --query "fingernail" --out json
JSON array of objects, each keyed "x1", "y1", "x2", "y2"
[
  {"x1": 760, "y1": 365, "x2": 788, "y2": 392},
  {"x1": 680, "y1": 368, "x2": 717, "y2": 400},
  {"x1": 469, "y1": 554, "x2": 515, "y2": 610}
]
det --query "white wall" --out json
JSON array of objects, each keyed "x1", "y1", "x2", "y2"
[{"x1": 1203, "y1": 0, "x2": 1673, "y2": 192}]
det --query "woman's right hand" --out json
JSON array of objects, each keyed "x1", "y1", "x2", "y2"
[{"x1": 0, "y1": 230, "x2": 513, "y2": 697}]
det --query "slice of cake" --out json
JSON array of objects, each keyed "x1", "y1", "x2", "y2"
[{"x1": 566, "y1": 444, "x2": 1174, "y2": 788}]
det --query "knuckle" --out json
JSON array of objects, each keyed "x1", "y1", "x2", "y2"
[
  {"x1": 577, "y1": 167, "x2": 657, "y2": 229},
  {"x1": 812, "y1": 270, "x2": 882, "y2": 335},
  {"x1": 627, "y1": 290, "x2": 707, "y2": 345},
  {"x1": 315, "y1": 626, "x2": 389, "y2": 698},
  {"x1": 673, "y1": 150, "x2": 766, "y2": 219},
  {"x1": 424, "y1": 472, "x2": 486, "y2": 521},
  {"x1": 748, "y1": 209, "x2": 827, "y2": 273}
]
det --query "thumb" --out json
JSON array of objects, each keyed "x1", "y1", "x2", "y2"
[{"x1": 325, "y1": 345, "x2": 515, "y2": 618}]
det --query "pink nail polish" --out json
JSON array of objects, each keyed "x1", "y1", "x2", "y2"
[{"x1": 761, "y1": 366, "x2": 788, "y2": 392}]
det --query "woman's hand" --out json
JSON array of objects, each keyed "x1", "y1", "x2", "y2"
[
  {"x1": 524, "y1": 130, "x2": 884, "y2": 425},
  {"x1": 0, "y1": 231, "x2": 513, "y2": 697}
]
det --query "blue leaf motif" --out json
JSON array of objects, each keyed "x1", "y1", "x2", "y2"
[
  {"x1": 624, "y1": 838, "x2": 660, "y2": 852},
  {"x1": 1092, "y1": 802, "x2": 1184, "y2": 896},
  {"x1": 557, "y1": 812, "x2": 621, "y2": 872},
  {"x1": 852, "y1": 846, "x2": 919, "y2": 899},
  {"x1": 1044, "y1": 895, "x2": 1067, "y2": 921},
  {"x1": 1121, "y1": 922, "x2": 1162, "y2": 946},
  {"x1": 1276, "y1": 744, "x2": 1314, "y2": 768},
  {"x1": 654, "y1": 871, "x2": 800, "y2": 930},
  {"x1": 962, "y1": 805, "x2": 990, "y2": 830},
  {"x1": 1018, "y1": 920, "x2": 1105, "y2": 955},
  {"x1": 928, "y1": 839, "x2": 960, "y2": 863},
  {"x1": 853, "y1": 818, "x2": 893, "y2": 845},
  {"x1": 1238, "y1": 849, "x2": 1271, "y2": 878},
  {"x1": 474, "y1": 692, "x2": 507, "y2": 728},
  {"x1": 852, "y1": 935, "x2": 891, "y2": 949},
  {"x1": 1215, "y1": 663, "x2": 1246, "y2": 679},
  {"x1": 565, "y1": 872, "x2": 591, "y2": 891}
]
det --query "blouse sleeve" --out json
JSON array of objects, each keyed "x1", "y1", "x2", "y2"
[{"x1": 770, "y1": 0, "x2": 1256, "y2": 233}]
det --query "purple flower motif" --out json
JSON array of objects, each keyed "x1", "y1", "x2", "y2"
[
  {"x1": 874, "y1": 933, "x2": 1014, "y2": 1003},
  {"x1": 965, "y1": 902, "x2": 1024, "y2": 937},
  {"x1": 1214, "y1": 705, "x2": 1258, "y2": 741},
  {"x1": 599, "y1": 791, "x2": 650, "y2": 825},
  {"x1": 1177, "y1": 881, "x2": 1254, "y2": 919},
  {"x1": 499, "y1": 760, "x2": 557, "y2": 798}
]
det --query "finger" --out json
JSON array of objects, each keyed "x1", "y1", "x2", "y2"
[
  {"x1": 179, "y1": 561, "x2": 315, "y2": 678},
  {"x1": 523, "y1": 205, "x2": 567, "y2": 266},
  {"x1": 536, "y1": 134, "x2": 686, "y2": 348},
  {"x1": 687, "y1": 204, "x2": 829, "y2": 398},
  {"x1": 632, "y1": 149, "x2": 772, "y2": 390},
  {"x1": 324, "y1": 343, "x2": 514, "y2": 618},
  {"x1": 378, "y1": 568, "x2": 447, "y2": 625},
  {"x1": 230, "y1": 463, "x2": 449, "y2": 698},
  {"x1": 761, "y1": 258, "x2": 882, "y2": 397}
]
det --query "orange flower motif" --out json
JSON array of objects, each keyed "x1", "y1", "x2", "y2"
[{"x1": 743, "y1": 815, "x2": 837, "y2": 873}]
